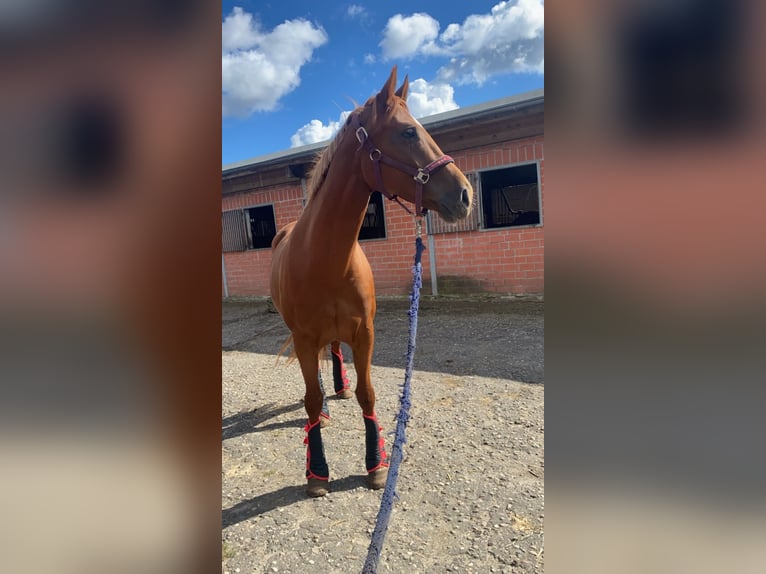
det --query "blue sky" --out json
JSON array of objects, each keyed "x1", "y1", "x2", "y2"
[{"x1": 222, "y1": 1, "x2": 544, "y2": 166}]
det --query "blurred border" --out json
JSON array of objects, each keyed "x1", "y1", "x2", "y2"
[
  {"x1": 0, "y1": 2, "x2": 221, "y2": 572},
  {"x1": 546, "y1": 1, "x2": 766, "y2": 572}
]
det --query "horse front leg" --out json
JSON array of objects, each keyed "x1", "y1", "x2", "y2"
[
  {"x1": 294, "y1": 336, "x2": 330, "y2": 497},
  {"x1": 352, "y1": 327, "x2": 389, "y2": 490}
]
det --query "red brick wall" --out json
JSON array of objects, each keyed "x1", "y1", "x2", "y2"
[
  {"x1": 222, "y1": 135, "x2": 543, "y2": 297},
  {"x1": 222, "y1": 184, "x2": 303, "y2": 296},
  {"x1": 430, "y1": 136, "x2": 545, "y2": 294}
]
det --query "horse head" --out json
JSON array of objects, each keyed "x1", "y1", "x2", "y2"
[{"x1": 355, "y1": 66, "x2": 473, "y2": 223}]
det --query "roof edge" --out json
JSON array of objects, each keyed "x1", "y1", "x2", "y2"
[
  {"x1": 420, "y1": 88, "x2": 543, "y2": 129},
  {"x1": 223, "y1": 88, "x2": 544, "y2": 176}
]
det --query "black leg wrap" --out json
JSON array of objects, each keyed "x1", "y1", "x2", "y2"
[
  {"x1": 363, "y1": 414, "x2": 388, "y2": 473},
  {"x1": 304, "y1": 420, "x2": 329, "y2": 480},
  {"x1": 331, "y1": 348, "x2": 350, "y2": 393}
]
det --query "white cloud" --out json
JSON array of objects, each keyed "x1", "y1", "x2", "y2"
[
  {"x1": 437, "y1": 0, "x2": 544, "y2": 84},
  {"x1": 406, "y1": 78, "x2": 459, "y2": 118},
  {"x1": 289, "y1": 79, "x2": 458, "y2": 147},
  {"x1": 378, "y1": 1, "x2": 543, "y2": 85},
  {"x1": 222, "y1": 7, "x2": 327, "y2": 118},
  {"x1": 290, "y1": 111, "x2": 352, "y2": 148},
  {"x1": 379, "y1": 13, "x2": 441, "y2": 60},
  {"x1": 221, "y1": 6, "x2": 259, "y2": 52},
  {"x1": 347, "y1": 4, "x2": 366, "y2": 18},
  {"x1": 363, "y1": 53, "x2": 376, "y2": 65}
]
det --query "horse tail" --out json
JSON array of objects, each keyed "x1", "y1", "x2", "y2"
[
  {"x1": 318, "y1": 345, "x2": 330, "y2": 372},
  {"x1": 275, "y1": 335, "x2": 331, "y2": 369},
  {"x1": 275, "y1": 334, "x2": 297, "y2": 365}
]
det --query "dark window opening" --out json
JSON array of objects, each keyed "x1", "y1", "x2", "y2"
[
  {"x1": 247, "y1": 205, "x2": 277, "y2": 249},
  {"x1": 480, "y1": 163, "x2": 541, "y2": 229},
  {"x1": 358, "y1": 191, "x2": 386, "y2": 240}
]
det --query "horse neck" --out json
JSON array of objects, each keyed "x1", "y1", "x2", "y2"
[{"x1": 300, "y1": 137, "x2": 371, "y2": 266}]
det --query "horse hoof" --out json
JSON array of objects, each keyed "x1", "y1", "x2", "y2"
[
  {"x1": 336, "y1": 389, "x2": 353, "y2": 399},
  {"x1": 319, "y1": 415, "x2": 330, "y2": 428},
  {"x1": 367, "y1": 467, "x2": 388, "y2": 490},
  {"x1": 307, "y1": 477, "x2": 329, "y2": 497}
]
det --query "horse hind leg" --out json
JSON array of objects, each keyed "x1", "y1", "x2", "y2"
[
  {"x1": 294, "y1": 336, "x2": 330, "y2": 497},
  {"x1": 317, "y1": 367, "x2": 331, "y2": 427},
  {"x1": 363, "y1": 413, "x2": 388, "y2": 489},
  {"x1": 352, "y1": 328, "x2": 389, "y2": 490},
  {"x1": 330, "y1": 341, "x2": 353, "y2": 399}
]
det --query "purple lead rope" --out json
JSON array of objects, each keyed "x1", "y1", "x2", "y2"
[{"x1": 362, "y1": 234, "x2": 426, "y2": 574}]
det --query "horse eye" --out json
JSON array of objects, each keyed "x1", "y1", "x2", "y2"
[{"x1": 402, "y1": 127, "x2": 417, "y2": 139}]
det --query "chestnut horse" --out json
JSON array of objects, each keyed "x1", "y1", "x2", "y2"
[{"x1": 270, "y1": 67, "x2": 473, "y2": 497}]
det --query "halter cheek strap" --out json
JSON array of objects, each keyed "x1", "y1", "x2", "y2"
[{"x1": 349, "y1": 113, "x2": 454, "y2": 217}]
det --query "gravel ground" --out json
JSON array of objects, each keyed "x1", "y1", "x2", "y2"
[{"x1": 222, "y1": 297, "x2": 544, "y2": 574}]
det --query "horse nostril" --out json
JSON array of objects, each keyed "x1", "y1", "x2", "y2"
[{"x1": 461, "y1": 188, "x2": 470, "y2": 207}]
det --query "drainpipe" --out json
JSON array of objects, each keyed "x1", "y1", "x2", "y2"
[
  {"x1": 222, "y1": 253, "x2": 229, "y2": 298},
  {"x1": 426, "y1": 219, "x2": 438, "y2": 296}
]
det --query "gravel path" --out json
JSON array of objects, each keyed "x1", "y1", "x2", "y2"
[{"x1": 222, "y1": 297, "x2": 544, "y2": 574}]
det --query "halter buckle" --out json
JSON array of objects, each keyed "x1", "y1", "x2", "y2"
[
  {"x1": 414, "y1": 169, "x2": 430, "y2": 184},
  {"x1": 355, "y1": 126, "x2": 368, "y2": 144}
]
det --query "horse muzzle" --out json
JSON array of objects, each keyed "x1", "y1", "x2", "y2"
[{"x1": 434, "y1": 183, "x2": 472, "y2": 223}]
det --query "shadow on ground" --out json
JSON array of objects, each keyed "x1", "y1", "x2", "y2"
[
  {"x1": 222, "y1": 475, "x2": 369, "y2": 528},
  {"x1": 223, "y1": 298, "x2": 544, "y2": 383},
  {"x1": 222, "y1": 400, "x2": 305, "y2": 441}
]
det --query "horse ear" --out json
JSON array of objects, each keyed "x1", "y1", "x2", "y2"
[
  {"x1": 395, "y1": 74, "x2": 409, "y2": 100},
  {"x1": 376, "y1": 66, "x2": 397, "y2": 114}
]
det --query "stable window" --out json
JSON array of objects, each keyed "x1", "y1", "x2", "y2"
[
  {"x1": 222, "y1": 209, "x2": 248, "y2": 252},
  {"x1": 480, "y1": 163, "x2": 541, "y2": 229},
  {"x1": 222, "y1": 204, "x2": 277, "y2": 252},
  {"x1": 247, "y1": 205, "x2": 277, "y2": 249},
  {"x1": 358, "y1": 191, "x2": 386, "y2": 240}
]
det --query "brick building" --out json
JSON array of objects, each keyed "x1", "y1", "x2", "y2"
[{"x1": 222, "y1": 89, "x2": 543, "y2": 297}]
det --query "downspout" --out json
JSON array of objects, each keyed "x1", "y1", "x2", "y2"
[
  {"x1": 222, "y1": 253, "x2": 229, "y2": 298},
  {"x1": 426, "y1": 217, "x2": 438, "y2": 296}
]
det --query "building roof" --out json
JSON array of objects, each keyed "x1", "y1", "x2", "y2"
[{"x1": 222, "y1": 88, "x2": 543, "y2": 179}]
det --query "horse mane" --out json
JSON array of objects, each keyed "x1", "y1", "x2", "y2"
[
  {"x1": 305, "y1": 95, "x2": 399, "y2": 201},
  {"x1": 305, "y1": 116, "x2": 350, "y2": 201}
]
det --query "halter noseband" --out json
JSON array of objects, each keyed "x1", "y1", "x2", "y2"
[{"x1": 349, "y1": 113, "x2": 454, "y2": 217}]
